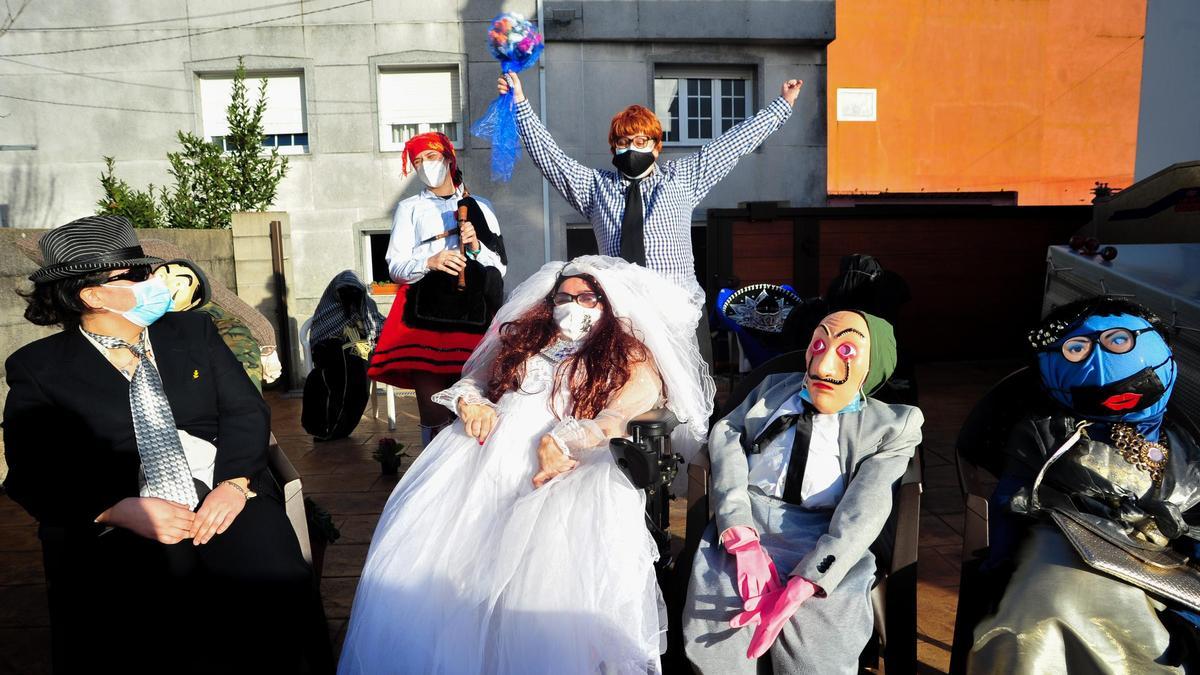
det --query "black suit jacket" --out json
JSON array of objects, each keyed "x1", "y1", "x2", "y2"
[{"x1": 3, "y1": 312, "x2": 271, "y2": 534}]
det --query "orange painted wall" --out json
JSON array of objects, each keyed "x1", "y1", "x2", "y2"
[{"x1": 827, "y1": 1, "x2": 1146, "y2": 205}]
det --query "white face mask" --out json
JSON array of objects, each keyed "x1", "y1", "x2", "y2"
[
  {"x1": 553, "y1": 302, "x2": 604, "y2": 342},
  {"x1": 417, "y1": 158, "x2": 449, "y2": 188}
]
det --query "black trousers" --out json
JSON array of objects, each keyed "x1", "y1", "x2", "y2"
[{"x1": 42, "y1": 496, "x2": 333, "y2": 674}]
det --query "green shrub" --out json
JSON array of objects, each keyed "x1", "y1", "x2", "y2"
[
  {"x1": 162, "y1": 132, "x2": 235, "y2": 229},
  {"x1": 96, "y1": 59, "x2": 290, "y2": 229},
  {"x1": 96, "y1": 156, "x2": 166, "y2": 229}
]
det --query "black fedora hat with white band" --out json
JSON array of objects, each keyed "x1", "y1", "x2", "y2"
[{"x1": 29, "y1": 215, "x2": 164, "y2": 283}]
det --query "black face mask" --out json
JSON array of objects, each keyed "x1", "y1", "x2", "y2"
[
  {"x1": 612, "y1": 149, "x2": 655, "y2": 178},
  {"x1": 1065, "y1": 365, "x2": 1168, "y2": 418}
]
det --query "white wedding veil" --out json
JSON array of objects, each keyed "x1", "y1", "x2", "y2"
[{"x1": 460, "y1": 255, "x2": 715, "y2": 462}]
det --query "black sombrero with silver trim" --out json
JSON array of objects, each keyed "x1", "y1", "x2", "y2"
[
  {"x1": 29, "y1": 214, "x2": 164, "y2": 283},
  {"x1": 720, "y1": 283, "x2": 803, "y2": 334}
]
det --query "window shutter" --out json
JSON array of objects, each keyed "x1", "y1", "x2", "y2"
[
  {"x1": 199, "y1": 72, "x2": 306, "y2": 138},
  {"x1": 378, "y1": 70, "x2": 458, "y2": 126}
]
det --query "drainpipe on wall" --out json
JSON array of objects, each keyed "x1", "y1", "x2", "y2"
[{"x1": 537, "y1": 0, "x2": 552, "y2": 263}]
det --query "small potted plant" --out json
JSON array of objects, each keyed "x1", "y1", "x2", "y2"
[
  {"x1": 373, "y1": 437, "x2": 405, "y2": 475},
  {"x1": 304, "y1": 497, "x2": 340, "y2": 580}
]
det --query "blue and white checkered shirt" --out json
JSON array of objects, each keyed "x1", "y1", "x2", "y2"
[{"x1": 515, "y1": 97, "x2": 793, "y2": 296}]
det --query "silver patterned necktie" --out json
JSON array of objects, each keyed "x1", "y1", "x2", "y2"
[{"x1": 85, "y1": 329, "x2": 199, "y2": 509}]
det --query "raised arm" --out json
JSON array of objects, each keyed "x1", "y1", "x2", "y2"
[
  {"x1": 682, "y1": 79, "x2": 802, "y2": 204},
  {"x1": 502, "y1": 73, "x2": 600, "y2": 216}
]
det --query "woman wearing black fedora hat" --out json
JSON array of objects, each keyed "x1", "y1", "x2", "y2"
[{"x1": 4, "y1": 215, "x2": 332, "y2": 673}]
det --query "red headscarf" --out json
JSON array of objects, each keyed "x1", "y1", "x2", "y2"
[{"x1": 402, "y1": 132, "x2": 459, "y2": 184}]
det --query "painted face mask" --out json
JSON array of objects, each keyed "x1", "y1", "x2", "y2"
[
  {"x1": 417, "y1": 158, "x2": 449, "y2": 188},
  {"x1": 803, "y1": 311, "x2": 872, "y2": 414},
  {"x1": 103, "y1": 276, "x2": 174, "y2": 327},
  {"x1": 611, "y1": 147, "x2": 656, "y2": 179},
  {"x1": 1037, "y1": 312, "x2": 1176, "y2": 425},
  {"x1": 553, "y1": 302, "x2": 603, "y2": 342},
  {"x1": 153, "y1": 261, "x2": 208, "y2": 312}
]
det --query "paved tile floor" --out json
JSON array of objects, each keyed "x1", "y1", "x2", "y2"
[{"x1": 0, "y1": 360, "x2": 1017, "y2": 674}]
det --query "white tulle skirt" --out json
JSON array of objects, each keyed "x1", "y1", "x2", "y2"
[{"x1": 338, "y1": 388, "x2": 665, "y2": 675}]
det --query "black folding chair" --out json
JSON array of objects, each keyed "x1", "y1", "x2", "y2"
[
  {"x1": 946, "y1": 366, "x2": 1037, "y2": 673},
  {"x1": 684, "y1": 350, "x2": 923, "y2": 674}
]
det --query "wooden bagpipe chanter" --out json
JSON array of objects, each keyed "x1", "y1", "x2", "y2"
[{"x1": 402, "y1": 184, "x2": 506, "y2": 334}]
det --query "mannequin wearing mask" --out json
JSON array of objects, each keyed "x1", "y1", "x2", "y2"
[
  {"x1": 683, "y1": 310, "x2": 923, "y2": 674},
  {"x1": 381, "y1": 132, "x2": 508, "y2": 447},
  {"x1": 339, "y1": 256, "x2": 714, "y2": 674},
  {"x1": 4, "y1": 215, "x2": 332, "y2": 672},
  {"x1": 968, "y1": 296, "x2": 1199, "y2": 673}
]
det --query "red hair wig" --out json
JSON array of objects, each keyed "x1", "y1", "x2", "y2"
[
  {"x1": 608, "y1": 105, "x2": 664, "y2": 154},
  {"x1": 402, "y1": 132, "x2": 461, "y2": 185},
  {"x1": 486, "y1": 274, "x2": 656, "y2": 420}
]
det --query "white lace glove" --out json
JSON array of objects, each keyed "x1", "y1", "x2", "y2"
[
  {"x1": 431, "y1": 378, "x2": 497, "y2": 415},
  {"x1": 547, "y1": 361, "x2": 662, "y2": 459}
]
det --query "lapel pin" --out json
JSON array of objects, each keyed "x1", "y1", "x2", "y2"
[{"x1": 193, "y1": 369, "x2": 200, "y2": 379}]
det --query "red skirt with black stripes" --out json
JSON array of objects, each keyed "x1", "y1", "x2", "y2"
[{"x1": 367, "y1": 285, "x2": 483, "y2": 388}]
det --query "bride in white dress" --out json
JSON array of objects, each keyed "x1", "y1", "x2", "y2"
[{"x1": 338, "y1": 256, "x2": 713, "y2": 674}]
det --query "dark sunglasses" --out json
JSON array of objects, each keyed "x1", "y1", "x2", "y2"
[
  {"x1": 103, "y1": 266, "x2": 152, "y2": 284},
  {"x1": 550, "y1": 291, "x2": 604, "y2": 308}
]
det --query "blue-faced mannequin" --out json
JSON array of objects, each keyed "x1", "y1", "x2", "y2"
[{"x1": 1038, "y1": 312, "x2": 1176, "y2": 439}]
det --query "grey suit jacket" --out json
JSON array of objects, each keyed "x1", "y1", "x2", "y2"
[{"x1": 709, "y1": 372, "x2": 923, "y2": 594}]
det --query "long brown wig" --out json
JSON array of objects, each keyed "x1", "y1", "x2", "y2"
[{"x1": 486, "y1": 273, "x2": 653, "y2": 419}]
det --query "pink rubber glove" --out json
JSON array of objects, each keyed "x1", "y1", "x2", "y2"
[
  {"x1": 729, "y1": 576, "x2": 818, "y2": 659},
  {"x1": 722, "y1": 526, "x2": 783, "y2": 602}
]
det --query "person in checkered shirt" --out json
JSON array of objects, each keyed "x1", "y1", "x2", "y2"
[{"x1": 500, "y1": 73, "x2": 803, "y2": 363}]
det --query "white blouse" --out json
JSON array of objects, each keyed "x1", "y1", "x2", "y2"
[{"x1": 385, "y1": 186, "x2": 507, "y2": 284}]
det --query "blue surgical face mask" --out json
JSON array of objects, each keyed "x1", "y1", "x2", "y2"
[
  {"x1": 102, "y1": 277, "x2": 174, "y2": 327},
  {"x1": 800, "y1": 386, "x2": 865, "y2": 414}
]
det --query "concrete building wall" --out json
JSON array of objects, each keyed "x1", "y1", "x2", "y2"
[
  {"x1": 827, "y1": 0, "x2": 1146, "y2": 205},
  {"x1": 0, "y1": 1, "x2": 831, "y2": 357},
  {"x1": 1134, "y1": 0, "x2": 1200, "y2": 181}
]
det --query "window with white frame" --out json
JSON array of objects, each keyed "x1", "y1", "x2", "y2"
[
  {"x1": 654, "y1": 67, "x2": 754, "y2": 145},
  {"x1": 199, "y1": 72, "x2": 308, "y2": 155},
  {"x1": 378, "y1": 67, "x2": 461, "y2": 152}
]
